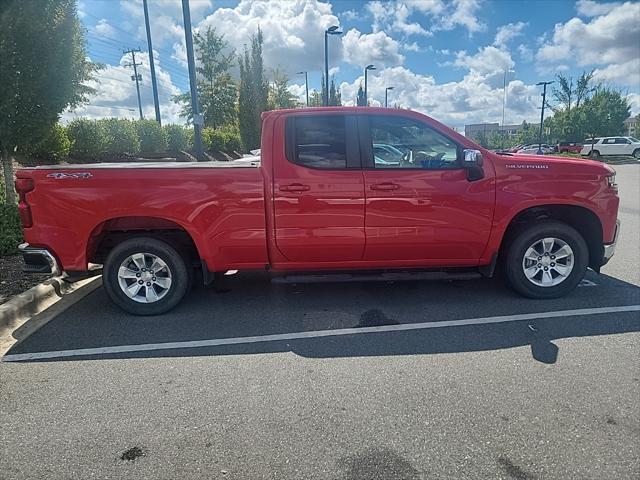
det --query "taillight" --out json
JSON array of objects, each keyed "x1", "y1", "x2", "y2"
[{"x1": 14, "y1": 177, "x2": 35, "y2": 228}]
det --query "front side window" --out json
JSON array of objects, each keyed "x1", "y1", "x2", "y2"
[
  {"x1": 288, "y1": 115, "x2": 346, "y2": 169},
  {"x1": 368, "y1": 116, "x2": 459, "y2": 169}
]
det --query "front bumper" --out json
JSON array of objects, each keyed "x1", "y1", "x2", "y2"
[
  {"x1": 18, "y1": 243, "x2": 60, "y2": 276},
  {"x1": 602, "y1": 220, "x2": 620, "y2": 266}
]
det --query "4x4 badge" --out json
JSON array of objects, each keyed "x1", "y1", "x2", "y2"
[{"x1": 46, "y1": 172, "x2": 93, "y2": 179}]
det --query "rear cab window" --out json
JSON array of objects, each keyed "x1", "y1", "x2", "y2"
[{"x1": 285, "y1": 115, "x2": 360, "y2": 169}]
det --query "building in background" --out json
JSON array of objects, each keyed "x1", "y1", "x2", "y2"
[
  {"x1": 464, "y1": 122, "x2": 524, "y2": 138},
  {"x1": 623, "y1": 116, "x2": 638, "y2": 136}
]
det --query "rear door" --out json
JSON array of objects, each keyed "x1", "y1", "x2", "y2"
[
  {"x1": 272, "y1": 113, "x2": 365, "y2": 263},
  {"x1": 360, "y1": 114, "x2": 494, "y2": 263},
  {"x1": 600, "y1": 138, "x2": 616, "y2": 154}
]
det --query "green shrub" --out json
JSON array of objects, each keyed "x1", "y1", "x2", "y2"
[
  {"x1": 137, "y1": 120, "x2": 168, "y2": 154},
  {"x1": 102, "y1": 119, "x2": 140, "y2": 156},
  {"x1": 0, "y1": 204, "x2": 22, "y2": 256},
  {"x1": 203, "y1": 127, "x2": 224, "y2": 152},
  {"x1": 164, "y1": 124, "x2": 190, "y2": 152},
  {"x1": 21, "y1": 124, "x2": 71, "y2": 163},
  {"x1": 203, "y1": 125, "x2": 242, "y2": 153},
  {"x1": 67, "y1": 118, "x2": 108, "y2": 160}
]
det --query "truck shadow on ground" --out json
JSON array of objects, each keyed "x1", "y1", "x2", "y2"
[{"x1": 5, "y1": 271, "x2": 640, "y2": 364}]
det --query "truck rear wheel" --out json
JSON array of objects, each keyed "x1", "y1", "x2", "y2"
[
  {"x1": 504, "y1": 221, "x2": 588, "y2": 299},
  {"x1": 103, "y1": 237, "x2": 192, "y2": 315}
]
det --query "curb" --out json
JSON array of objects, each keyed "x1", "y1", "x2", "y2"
[{"x1": 0, "y1": 275, "x2": 102, "y2": 356}]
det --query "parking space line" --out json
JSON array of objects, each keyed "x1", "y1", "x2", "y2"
[{"x1": 3, "y1": 305, "x2": 640, "y2": 362}]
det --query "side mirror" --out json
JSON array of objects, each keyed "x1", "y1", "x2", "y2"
[{"x1": 463, "y1": 149, "x2": 484, "y2": 181}]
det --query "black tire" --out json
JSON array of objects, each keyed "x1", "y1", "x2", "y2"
[
  {"x1": 633, "y1": 149, "x2": 640, "y2": 160},
  {"x1": 503, "y1": 221, "x2": 588, "y2": 299},
  {"x1": 103, "y1": 237, "x2": 192, "y2": 315},
  {"x1": 589, "y1": 150, "x2": 600, "y2": 159}
]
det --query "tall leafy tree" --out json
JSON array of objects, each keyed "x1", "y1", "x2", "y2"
[
  {"x1": 356, "y1": 84, "x2": 366, "y2": 106},
  {"x1": 268, "y1": 69, "x2": 299, "y2": 109},
  {"x1": 0, "y1": 0, "x2": 99, "y2": 203},
  {"x1": 173, "y1": 27, "x2": 237, "y2": 129},
  {"x1": 308, "y1": 90, "x2": 323, "y2": 107},
  {"x1": 580, "y1": 87, "x2": 631, "y2": 142},
  {"x1": 238, "y1": 29, "x2": 268, "y2": 150},
  {"x1": 328, "y1": 77, "x2": 341, "y2": 106}
]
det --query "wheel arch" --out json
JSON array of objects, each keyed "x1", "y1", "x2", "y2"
[
  {"x1": 500, "y1": 204, "x2": 603, "y2": 271},
  {"x1": 87, "y1": 216, "x2": 202, "y2": 268}
]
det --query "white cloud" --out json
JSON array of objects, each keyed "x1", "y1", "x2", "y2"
[
  {"x1": 342, "y1": 29, "x2": 404, "y2": 68},
  {"x1": 63, "y1": 52, "x2": 184, "y2": 124},
  {"x1": 367, "y1": 0, "x2": 484, "y2": 37},
  {"x1": 94, "y1": 19, "x2": 116, "y2": 38},
  {"x1": 434, "y1": 0, "x2": 486, "y2": 34},
  {"x1": 576, "y1": 0, "x2": 622, "y2": 17},
  {"x1": 453, "y1": 46, "x2": 515, "y2": 76},
  {"x1": 593, "y1": 59, "x2": 640, "y2": 85},
  {"x1": 197, "y1": 0, "x2": 342, "y2": 76},
  {"x1": 494, "y1": 22, "x2": 527, "y2": 46},
  {"x1": 339, "y1": 65, "x2": 539, "y2": 130},
  {"x1": 536, "y1": 1, "x2": 640, "y2": 87},
  {"x1": 517, "y1": 44, "x2": 533, "y2": 62}
]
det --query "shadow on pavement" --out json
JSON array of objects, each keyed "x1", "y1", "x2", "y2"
[{"x1": 5, "y1": 270, "x2": 640, "y2": 364}]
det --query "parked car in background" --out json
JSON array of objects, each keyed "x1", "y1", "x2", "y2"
[
  {"x1": 517, "y1": 144, "x2": 553, "y2": 155},
  {"x1": 506, "y1": 144, "x2": 523, "y2": 153},
  {"x1": 580, "y1": 137, "x2": 640, "y2": 159},
  {"x1": 558, "y1": 142, "x2": 583, "y2": 154}
]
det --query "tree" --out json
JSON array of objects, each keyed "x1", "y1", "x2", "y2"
[
  {"x1": 547, "y1": 70, "x2": 597, "y2": 142},
  {"x1": 0, "y1": 0, "x2": 99, "y2": 203},
  {"x1": 173, "y1": 27, "x2": 236, "y2": 129},
  {"x1": 238, "y1": 29, "x2": 268, "y2": 150},
  {"x1": 308, "y1": 90, "x2": 323, "y2": 107},
  {"x1": 328, "y1": 77, "x2": 341, "y2": 106},
  {"x1": 356, "y1": 84, "x2": 366, "y2": 106},
  {"x1": 580, "y1": 87, "x2": 631, "y2": 142},
  {"x1": 268, "y1": 69, "x2": 299, "y2": 110}
]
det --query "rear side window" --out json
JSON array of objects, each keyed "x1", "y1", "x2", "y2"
[
  {"x1": 614, "y1": 137, "x2": 629, "y2": 144},
  {"x1": 603, "y1": 138, "x2": 616, "y2": 144},
  {"x1": 286, "y1": 115, "x2": 347, "y2": 169}
]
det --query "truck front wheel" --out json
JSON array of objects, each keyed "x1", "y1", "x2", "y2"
[
  {"x1": 504, "y1": 221, "x2": 588, "y2": 299},
  {"x1": 103, "y1": 237, "x2": 192, "y2": 315}
]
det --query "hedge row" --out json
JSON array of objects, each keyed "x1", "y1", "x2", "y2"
[
  {"x1": 22, "y1": 119, "x2": 243, "y2": 162},
  {"x1": 0, "y1": 204, "x2": 22, "y2": 256}
]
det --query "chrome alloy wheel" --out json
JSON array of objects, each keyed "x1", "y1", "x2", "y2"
[
  {"x1": 522, "y1": 237, "x2": 574, "y2": 287},
  {"x1": 117, "y1": 253, "x2": 172, "y2": 303}
]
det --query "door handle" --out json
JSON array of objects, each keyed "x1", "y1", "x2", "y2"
[
  {"x1": 279, "y1": 183, "x2": 310, "y2": 192},
  {"x1": 370, "y1": 183, "x2": 400, "y2": 191}
]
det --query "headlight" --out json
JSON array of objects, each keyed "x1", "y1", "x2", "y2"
[{"x1": 607, "y1": 173, "x2": 617, "y2": 189}]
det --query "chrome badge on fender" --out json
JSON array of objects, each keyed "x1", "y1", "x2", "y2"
[{"x1": 46, "y1": 172, "x2": 93, "y2": 179}]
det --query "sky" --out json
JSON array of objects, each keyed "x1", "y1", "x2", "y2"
[{"x1": 69, "y1": 0, "x2": 640, "y2": 132}]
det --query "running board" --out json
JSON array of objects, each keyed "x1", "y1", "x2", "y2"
[{"x1": 271, "y1": 271, "x2": 481, "y2": 284}]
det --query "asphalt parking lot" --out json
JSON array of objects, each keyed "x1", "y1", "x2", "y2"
[{"x1": 1, "y1": 164, "x2": 638, "y2": 479}]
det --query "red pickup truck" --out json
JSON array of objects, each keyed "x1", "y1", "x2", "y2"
[{"x1": 16, "y1": 107, "x2": 620, "y2": 315}]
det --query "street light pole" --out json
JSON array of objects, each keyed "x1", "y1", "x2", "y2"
[
  {"x1": 297, "y1": 71, "x2": 309, "y2": 107},
  {"x1": 143, "y1": 0, "x2": 161, "y2": 125},
  {"x1": 182, "y1": 0, "x2": 203, "y2": 160},
  {"x1": 536, "y1": 81, "x2": 554, "y2": 154},
  {"x1": 324, "y1": 26, "x2": 342, "y2": 107},
  {"x1": 364, "y1": 64, "x2": 376, "y2": 106},
  {"x1": 385, "y1": 86, "x2": 394, "y2": 108}
]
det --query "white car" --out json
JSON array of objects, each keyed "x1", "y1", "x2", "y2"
[
  {"x1": 581, "y1": 136, "x2": 640, "y2": 159},
  {"x1": 516, "y1": 144, "x2": 553, "y2": 155}
]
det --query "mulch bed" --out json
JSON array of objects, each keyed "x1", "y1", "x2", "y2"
[{"x1": 0, "y1": 255, "x2": 50, "y2": 305}]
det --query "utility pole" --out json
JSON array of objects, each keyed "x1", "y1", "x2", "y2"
[
  {"x1": 182, "y1": 0, "x2": 203, "y2": 160},
  {"x1": 124, "y1": 48, "x2": 143, "y2": 120},
  {"x1": 143, "y1": 0, "x2": 161, "y2": 125},
  {"x1": 536, "y1": 81, "x2": 554, "y2": 154}
]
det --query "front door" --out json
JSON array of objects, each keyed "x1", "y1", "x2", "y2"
[
  {"x1": 272, "y1": 113, "x2": 365, "y2": 263},
  {"x1": 361, "y1": 114, "x2": 495, "y2": 263}
]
